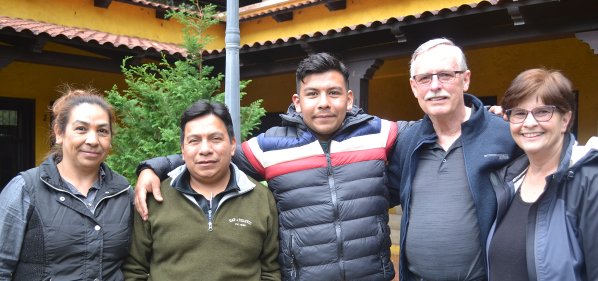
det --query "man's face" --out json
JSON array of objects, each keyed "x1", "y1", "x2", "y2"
[
  {"x1": 181, "y1": 114, "x2": 236, "y2": 186},
  {"x1": 292, "y1": 70, "x2": 354, "y2": 140},
  {"x1": 410, "y1": 45, "x2": 471, "y2": 118}
]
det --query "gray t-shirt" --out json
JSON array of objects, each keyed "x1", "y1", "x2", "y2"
[{"x1": 405, "y1": 139, "x2": 486, "y2": 281}]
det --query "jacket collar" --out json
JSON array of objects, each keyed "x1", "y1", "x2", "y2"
[
  {"x1": 38, "y1": 155, "x2": 129, "y2": 193},
  {"x1": 419, "y1": 94, "x2": 486, "y2": 139},
  {"x1": 168, "y1": 163, "x2": 255, "y2": 194}
]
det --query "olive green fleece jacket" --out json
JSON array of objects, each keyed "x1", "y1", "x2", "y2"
[{"x1": 123, "y1": 164, "x2": 280, "y2": 281}]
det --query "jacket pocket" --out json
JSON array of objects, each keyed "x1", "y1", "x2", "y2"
[
  {"x1": 281, "y1": 233, "x2": 299, "y2": 281},
  {"x1": 376, "y1": 216, "x2": 393, "y2": 278}
]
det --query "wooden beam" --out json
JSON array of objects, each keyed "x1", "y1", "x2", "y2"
[
  {"x1": 94, "y1": 0, "x2": 112, "y2": 8},
  {"x1": 0, "y1": 45, "x2": 122, "y2": 73},
  {"x1": 299, "y1": 41, "x2": 315, "y2": 54},
  {"x1": 30, "y1": 36, "x2": 48, "y2": 53},
  {"x1": 325, "y1": 0, "x2": 346, "y2": 11},
  {"x1": 507, "y1": 6, "x2": 525, "y2": 26},
  {"x1": 272, "y1": 12, "x2": 293, "y2": 22},
  {"x1": 0, "y1": 54, "x2": 15, "y2": 69},
  {"x1": 156, "y1": 9, "x2": 173, "y2": 20},
  {"x1": 390, "y1": 23, "x2": 407, "y2": 43}
]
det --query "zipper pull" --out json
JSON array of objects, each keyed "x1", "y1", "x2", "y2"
[{"x1": 208, "y1": 192, "x2": 213, "y2": 232}]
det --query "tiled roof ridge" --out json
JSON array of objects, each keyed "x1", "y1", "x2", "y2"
[
  {"x1": 214, "y1": 0, "x2": 322, "y2": 21},
  {"x1": 241, "y1": 0, "x2": 322, "y2": 21},
  {"x1": 204, "y1": 0, "x2": 503, "y2": 54},
  {"x1": 0, "y1": 16, "x2": 187, "y2": 57},
  {"x1": 122, "y1": 0, "x2": 181, "y2": 11}
]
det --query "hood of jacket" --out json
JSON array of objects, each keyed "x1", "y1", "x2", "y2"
[{"x1": 570, "y1": 136, "x2": 598, "y2": 167}]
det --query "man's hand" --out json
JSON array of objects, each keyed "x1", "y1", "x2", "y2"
[
  {"x1": 487, "y1": 105, "x2": 508, "y2": 121},
  {"x1": 134, "y1": 169, "x2": 163, "y2": 221}
]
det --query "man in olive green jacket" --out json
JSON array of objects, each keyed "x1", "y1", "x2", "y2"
[{"x1": 123, "y1": 101, "x2": 280, "y2": 281}]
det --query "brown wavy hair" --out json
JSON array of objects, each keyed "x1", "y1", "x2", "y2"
[{"x1": 48, "y1": 86, "x2": 115, "y2": 161}]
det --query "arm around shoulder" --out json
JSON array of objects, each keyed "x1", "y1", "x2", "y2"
[
  {"x1": 233, "y1": 142, "x2": 265, "y2": 181},
  {"x1": 136, "y1": 154, "x2": 183, "y2": 181}
]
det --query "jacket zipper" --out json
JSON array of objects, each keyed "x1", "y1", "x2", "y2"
[
  {"x1": 290, "y1": 235, "x2": 297, "y2": 278},
  {"x1": 325, "y1": 149, "x2": 345, "y2": 276},
  {"x1": 208, "y1": 192, "x2": 214, "y2": 232},
  {"x1": 378, "y1": 219, "x2": 388, "y2": 277}
]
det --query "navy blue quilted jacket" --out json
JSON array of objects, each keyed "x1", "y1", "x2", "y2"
[{"x1": 238, "y1": 105, "x2": 398, "y2": 281}]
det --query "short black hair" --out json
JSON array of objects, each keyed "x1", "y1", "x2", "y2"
[
  {"x1": 180, "y1": 100, "x2": 234, "y2": 144},
  {"x1": 295, "y1": 53, "x2": 349, "y2": 94}
]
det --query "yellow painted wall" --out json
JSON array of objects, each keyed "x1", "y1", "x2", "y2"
[
  {"x1": 239, "y1": 0, "x2": 475, "y2": 50},
  {"x1": 369, "y1": 37, "x2": 598, "y2": 143},
  {"x1": 242, "y1": 73, "x2": 295, "y2": 112},
  {"x1": 2, "y1": 0, "x2": 225, "y2": 51},
  {"x1": 0, "y1": 62, "x2": 126, "y2": 164}
]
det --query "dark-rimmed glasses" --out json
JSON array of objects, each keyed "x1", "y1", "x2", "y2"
[
  {"x1": 412, "y1": 70, "x2": 465, "y2": 86},
  {"x1": 505, "y1": 105, "x2": 557, "y2": 124}
]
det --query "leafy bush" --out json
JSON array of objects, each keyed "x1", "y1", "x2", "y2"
[{"x1": 106, "y1": 3, "x2": 265, "y2": 184}]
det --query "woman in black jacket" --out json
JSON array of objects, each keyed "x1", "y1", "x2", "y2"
[{"x1": 0, "y1": 87, "x2": 133, "y2": 281}]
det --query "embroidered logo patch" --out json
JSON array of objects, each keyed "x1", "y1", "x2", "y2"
[
  {"x1": 229, "y1": 217, "x2": 253, "y2": 227},
  {"x1": 483, "y1": 153, "x2": 510, "y2": 160}
]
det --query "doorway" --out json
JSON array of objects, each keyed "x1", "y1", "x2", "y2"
[{"x1": 0, "y1": 97, "x2": 35, "y2": 191}]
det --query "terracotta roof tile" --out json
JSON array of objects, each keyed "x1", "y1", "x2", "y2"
[
  {"x1": 237, "y1": 0, "x2": 323, "y2": 21},
  {"x1": 216, "y1": 0, "x2": 502, "y2": 53},
  {"x1": 0, "y1": 16, "x2": 186, "y2": 57},
  {"x1": 122, "y1": 0, "x2": 181, "y2": 11}
]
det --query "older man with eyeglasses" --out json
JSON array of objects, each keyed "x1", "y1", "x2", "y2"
[{"x1": 386, "y1": 38, "x2": 523, "y2": 281}]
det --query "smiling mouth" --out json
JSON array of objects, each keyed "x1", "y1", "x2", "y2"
[
  {"x1": 522, "y1": 132, "x2": 543, "y2": 137},
  {"x1": 314, "y1": 115, "x2": 335, "y2": 119},
  {"x1": 426, "y1": 96, "x2": 448, "y2": 101}
]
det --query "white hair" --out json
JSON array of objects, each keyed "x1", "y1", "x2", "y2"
[{"x1": 409, "y1": 38, "x2": 468, "y2": 77}]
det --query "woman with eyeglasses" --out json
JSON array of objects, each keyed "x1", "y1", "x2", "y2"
[{"x1": 486, "y1": 68, "x2": 598, "y2": 281}]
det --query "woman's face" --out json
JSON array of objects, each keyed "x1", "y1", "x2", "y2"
[
  {"x1": 55, "y1": 103, "x2": 112, "y2": 171},
  {"x1": 508, "y1": 97, "x2": 571, "y2": 157}
]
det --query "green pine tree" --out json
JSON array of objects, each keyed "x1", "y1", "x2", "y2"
[{"x1": 106, "y1": 2, "x2": 265, "y2": 184}]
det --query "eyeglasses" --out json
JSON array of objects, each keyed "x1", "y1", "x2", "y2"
[
  {"x1": 505, "y1": 105, "x2": 557, "y2": 124},
  {"x1": 412, "y1": 70, "x2": 466, "y2": 86}
]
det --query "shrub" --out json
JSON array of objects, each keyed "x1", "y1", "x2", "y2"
[{"x1": 106, "y1": 2, "x2": 265, "y2": 183}]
